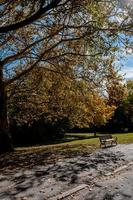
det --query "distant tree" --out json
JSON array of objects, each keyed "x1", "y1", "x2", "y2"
[
  {"x1": 105, "y1": 65, "x2": 127, "y2": 106},
  {"x1": 122, "y1": 80, "x2": 133, "y2": 131},
  {"x1": 126, "y1": 80, "x2": 133, "y2": 102},
  {"x1": 106, "y1": 80, "x2": 133, "y2": 132}
]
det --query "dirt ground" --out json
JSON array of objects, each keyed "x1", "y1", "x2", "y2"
[{"x1": 0, "y1": 144, "x2": 133, "y2": 200}]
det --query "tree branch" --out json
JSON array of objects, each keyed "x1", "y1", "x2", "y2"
[
  {"x1": 0, "y1": 0, "x2": 62, "y2": 33},
  {"x1": 2, "y1": 27, "x2": 64, "y2": 65},
  {"x1": 5, "y1": 40, "x2": 63, "y2": 86}
]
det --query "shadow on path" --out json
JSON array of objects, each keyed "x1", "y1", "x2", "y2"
[{"x1": 0, "y1": 149, "x2": 125, "y2": 200}]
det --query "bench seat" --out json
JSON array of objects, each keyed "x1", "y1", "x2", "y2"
[{"x1": 99, "y1": 134, "x2": 117, "y2": 148}]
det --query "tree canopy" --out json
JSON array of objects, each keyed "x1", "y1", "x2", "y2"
[{"x1": 0, "y1": 0, "x2": 132, "y2": 86}]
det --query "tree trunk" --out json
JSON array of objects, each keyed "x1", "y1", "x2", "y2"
[
  {"x1": 94, "y1": 132, "x2": 97, "y2": 137},
  {"x1": 0, "y1": 64, "x2": 14, "y2": 153}
]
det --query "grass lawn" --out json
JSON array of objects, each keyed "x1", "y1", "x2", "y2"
[{"x1": 16, "y1": 132, "x2": 133, "y2": 156}]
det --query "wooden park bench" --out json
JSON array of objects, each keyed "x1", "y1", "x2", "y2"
[{"x1": 99, "y1": 134, "x2": 117, "y2": 148}]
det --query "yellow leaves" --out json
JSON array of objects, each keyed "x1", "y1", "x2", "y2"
[{"x1": 8, "y1": 67, "x2": 116, "y2": 128}]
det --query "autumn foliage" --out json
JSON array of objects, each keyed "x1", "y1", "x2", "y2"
[{"x1": 0, "y1": 0, "x2": 132, "y2": 150}]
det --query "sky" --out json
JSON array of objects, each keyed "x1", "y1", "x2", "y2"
[
  {"x1": 119, "y1": 0, "x2": 133, "y2": 80},
  {"x1": 120, "y1": 54, "x2": 133, "y2": 80}
]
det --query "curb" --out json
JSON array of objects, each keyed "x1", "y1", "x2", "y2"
[
  {"x1": 49, "y1": 184, "x2": 89, "y2": 200},
  {"x1": 105, "y1": 161, "x2": 133, "y2": 176}
]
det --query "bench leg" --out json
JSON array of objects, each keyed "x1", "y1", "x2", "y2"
[
  {"x1": 100, "y1": 143, "x2": 106, "y2": 148},
  {"x1": 111, "y1": 141, "x2": 117, "y2": 146}
]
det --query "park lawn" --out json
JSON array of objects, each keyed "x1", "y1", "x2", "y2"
[
  {"x1": 114, "y1": 133, "x2": 133, "y2": 144},
  {"x1": 16, "y1": 133, "x2": 133, "y2": 156},
  {"x1": 66, "y1": 132, "x2": 133, "y2": 144}
]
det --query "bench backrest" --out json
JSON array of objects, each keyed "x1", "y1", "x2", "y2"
[{"x1": 99, "y1": 134, "x2": 112, "y2": 142}]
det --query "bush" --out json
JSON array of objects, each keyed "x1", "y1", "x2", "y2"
[{"x1": 10, "y1": 117, "x2": 71, "y2": 146}]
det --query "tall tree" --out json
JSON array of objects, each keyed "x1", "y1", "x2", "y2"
[
  {"x1": 0, "y1": 0, "x2": 132, "y2": 152},
  {"x1": 8, "y1": 66, "x2": 115, "y2": 129}
]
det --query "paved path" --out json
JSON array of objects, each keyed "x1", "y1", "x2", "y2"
[
  {"x1": 66, "y1": 165, "x2": 133, "y2": 200},
  {"x1": 0, "y1": 144, "x2": 133, "y2": 200}
]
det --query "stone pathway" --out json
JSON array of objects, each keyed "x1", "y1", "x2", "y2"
[
  {"x1": 66, "y1": 165, "x2": 133, "y2": 200},
  {"x1": 0, "y1": 144, "x2": 133, "y2": 200}
]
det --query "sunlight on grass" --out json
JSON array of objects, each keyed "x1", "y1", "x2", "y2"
[{"x1": 114, "y1": 133, "x2": 133, "y2": 144}]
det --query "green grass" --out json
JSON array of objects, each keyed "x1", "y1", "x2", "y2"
[
  {"x1": 16, "y1": 132, "x2": 133, "y2": 156},
  {"x1": 113, "y1": 133, "x2": 133, "y2": 144}
]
